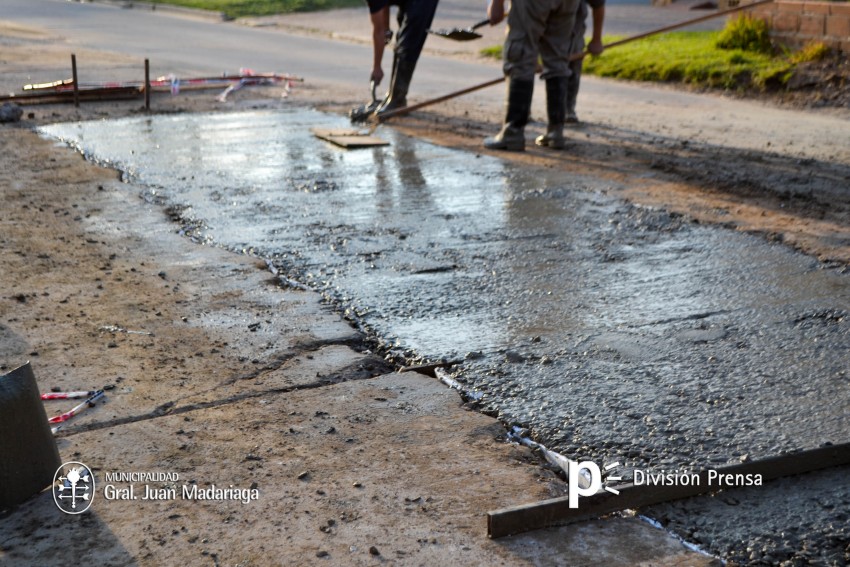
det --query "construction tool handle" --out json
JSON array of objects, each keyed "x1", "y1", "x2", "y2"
[
  {"x1": 472, "y1": 18, "x2": 492, "y2": 31},
  {"x1": 570, "y1": 0, "x2": 774, "y2": 61},
  {"x1": 376, "y1": 77, "x2": 504, "y2": 122}
]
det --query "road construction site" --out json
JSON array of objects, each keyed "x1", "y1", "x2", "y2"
[{"x1": 1, "y1": 0, "x2": 849, "y2": 565}]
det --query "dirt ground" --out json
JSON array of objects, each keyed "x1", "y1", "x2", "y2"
[{"x1": 0, "y1": 14, "x2": 847, "y2": 566}]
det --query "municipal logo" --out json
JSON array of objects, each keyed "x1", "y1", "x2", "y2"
[{"x1": 53, "y1": 462, "x2": 95, "y2": 514}]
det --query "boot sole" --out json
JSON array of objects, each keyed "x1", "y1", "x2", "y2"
[
  {"x1": 484, "y1": 139, "x2": 525, "y2": 152},
  {"x1": 535, "y1": 139, "x2": 565, "y2": 150}
]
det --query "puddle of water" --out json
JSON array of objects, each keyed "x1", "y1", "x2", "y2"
[{"x1": 40, "y1": 109, "x2": 850, "y2": 473}]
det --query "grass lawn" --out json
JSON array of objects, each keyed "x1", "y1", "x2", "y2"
[
  {"x1": 146, "y1": 0, "x2": 363, "y2": 19},
  {"x1": 480, "y1": 27, "x2": 826, "y2": 92},
  {"x1": 583, "y1": 31, "x2": 792, "y2": 90}
]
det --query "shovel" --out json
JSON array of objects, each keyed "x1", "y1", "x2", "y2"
[
  {"x1": 349, "y1": 79, "x2": 381, "y2": 122},
  {"x1": 429, "y1": 18, "x2": 490, "y2": 42}
]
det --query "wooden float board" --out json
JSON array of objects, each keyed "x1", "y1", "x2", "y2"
[{"x1": 311, "y1": 127, "x2": 389, "y2": 148}]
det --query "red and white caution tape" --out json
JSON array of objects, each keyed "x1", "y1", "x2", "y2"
[
  {"x1": 49, "y1": 390, "x2": 105, "y2": 434},
  {"x1": 41, "y1": 390, "x2": 99, "y2": 400}
]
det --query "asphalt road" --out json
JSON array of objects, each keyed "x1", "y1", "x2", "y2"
[{"x1": 5, "y1": 0, "x2": 501, "y2": 99}]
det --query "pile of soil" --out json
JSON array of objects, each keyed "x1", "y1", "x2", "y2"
[
  {"x1": 782, "y1": 53, "x2": 850, "y2": 109},
  {"x1": 657, "y1": 52, "x2": 850, "y2": 110}
]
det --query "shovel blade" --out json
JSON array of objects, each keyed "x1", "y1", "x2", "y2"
[{"x1": 429, "y1": 28, "x2": 483, "y2": 41}]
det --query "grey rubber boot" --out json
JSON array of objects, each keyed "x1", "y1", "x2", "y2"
[
  {"x1": 535, "y1": 76, "x2": 568, "y2": 149},
  {"x1": 375, "y1": 57, "x2": 416, "y2": 117},
  {"x1": 484, "y1": 79, "x2": 534, "y2": 151}
]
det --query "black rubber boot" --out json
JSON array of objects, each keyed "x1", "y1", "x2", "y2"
[
  {"x1": 375, "y1": 56, "x2": 416, "y2": 117},
  {"x1": 535, "y1": 76, "x2": 568, "y2": 149},
  {"x1": 484, "y1": 78, "x2": 534, "y2": 152},
  {"x1": 565, "y1": 67, "x2": 581, "y2": 123}
]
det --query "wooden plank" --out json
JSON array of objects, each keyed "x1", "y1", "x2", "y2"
[
  {"x1": 22, "y1": 78, "x2": 74, "y2": 91},
  {"x1": 311, "y1": 127, "x2": 389, "y2": 148},
  {"x1": 487, "y1": 441, "x2": 850, "y2": 538}
]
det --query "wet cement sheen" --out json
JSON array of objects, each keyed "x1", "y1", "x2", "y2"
[{"x1": 41, "y1": 109, "x2": 850, "y2": 563}]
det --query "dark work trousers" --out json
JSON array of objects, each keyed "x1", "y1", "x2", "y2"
[{"x1": 394, "y1": 0, "x2": 439, "y2": 65}]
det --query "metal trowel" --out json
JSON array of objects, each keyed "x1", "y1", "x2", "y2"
[{"x1": 428, "y1": 18, "x2": 490, "y2": 42}]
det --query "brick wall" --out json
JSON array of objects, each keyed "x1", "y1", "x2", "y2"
[{"x1": 744, "y1": 1, "x2": 850, "y2": 53}]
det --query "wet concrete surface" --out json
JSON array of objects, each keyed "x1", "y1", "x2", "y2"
[{"x1": 40, "y1": 108, "x2": 850, "y2": 564}]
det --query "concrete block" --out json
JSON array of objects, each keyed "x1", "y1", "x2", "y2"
[
  {"x1": 778, "y1": 1, "x2": 807, "y2": 13},
  {"x1": 830, "y1": 3, "x2": 850, "y2": 16},
  {"x1": 826, "y1": 15, "x2": 850, "y2": 39},
  {"x1": 801, "y1": 2, "x2": 831, "y2": 15},
  {"x1": 799, "y1": 14, "x2": 826, "y2": 35},
  {"x1": 773, "y1": 11, "x2": 801, "y2": 32}
]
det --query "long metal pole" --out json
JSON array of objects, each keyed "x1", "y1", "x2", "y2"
[
  {"x1": 377, "y1": 0, "x2": 774, "y2": 122},
  {"x1": 376, "y1": 77, "x2": 504, "y2": 122},
  {"x1": 601, "y1": 0, "x2": 774, "y2": 52},
  {"x1": 145, "y1": 59, "x2": 151, "y2": 111},
  {"x1": 71, "y1": 54, "x2": 79, "y2": 108}
]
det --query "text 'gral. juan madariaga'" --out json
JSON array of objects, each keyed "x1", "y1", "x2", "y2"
[{"x1": 102, "y1": 472, "x2": 260, "y2": 505}]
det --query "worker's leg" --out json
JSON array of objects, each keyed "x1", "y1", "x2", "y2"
[
  {"x1": 534, "y1": 0, "x2": 579, "y2": 149},
  {"x1": 565, "y1": 3, "x2": 588, "y2": 122},
  {"x1": 484, "y1": 0, "x2": 550, "y2": 151},
  {"x1": 535, "y1": 76, "x2": 568, "y2": 148},
  {"x1": 376, "y1": 0, "x2": 439, "y2": 115},
  {"x1": 565, "y1": 57, "x2": 582, "y2": 123}
]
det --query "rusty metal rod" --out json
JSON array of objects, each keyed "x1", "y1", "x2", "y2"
[
  {"x1": 487, "y1": 440, "x2": 850, "y2": 538},
  {"x1": 145, "y1": 58, "x2": 151, "y2": 111},
  {"x1": 377, "y1": 0, "x2": 774, "y2": 122},
  {"x1": 71, "y1": 54, "x2": 79, "y2": 108},
  {"x1": 600, "y1": 0, "x2": 774, "y2": 52}
]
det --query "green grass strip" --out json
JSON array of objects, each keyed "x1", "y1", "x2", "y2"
[
  {"x1": 481, "y1": 31, "x2": 797, "y2": 91},
  {"x1": 146, "y1": 0, "x2": 363, "y2": 19},
  {"x1": 584, "y1": 31, "x2": 792, "y2": 89}
]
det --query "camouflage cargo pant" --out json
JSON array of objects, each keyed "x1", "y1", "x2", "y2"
[{"x1": 502, "y1": 0, "x2": 580, "y2": 80}]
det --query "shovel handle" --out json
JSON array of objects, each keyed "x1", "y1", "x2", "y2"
[{"x1": 471, "y1": 18, "x2": 491, "y2": 30}]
